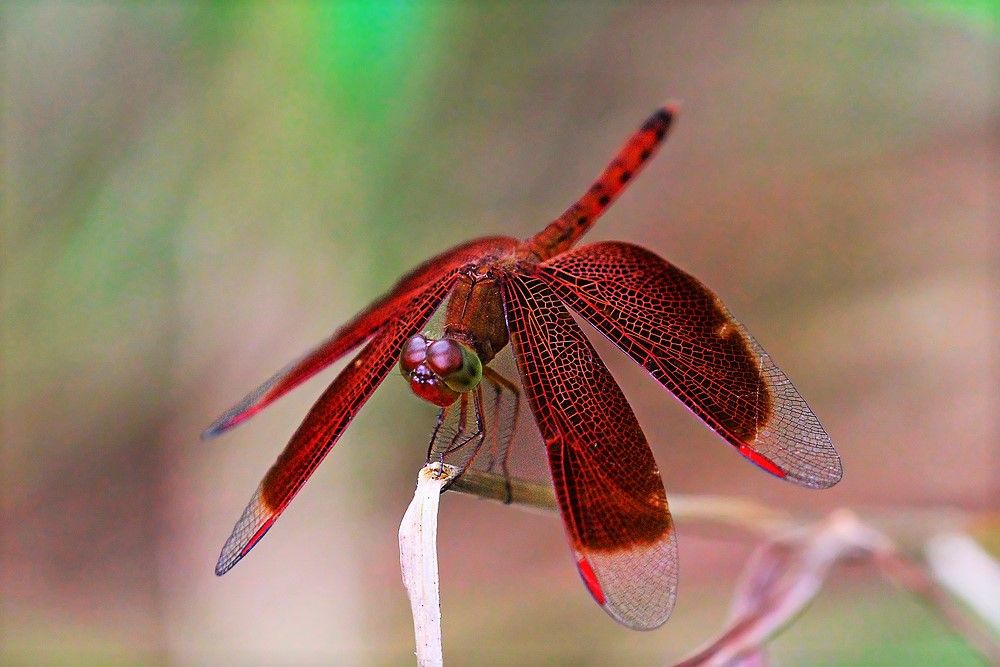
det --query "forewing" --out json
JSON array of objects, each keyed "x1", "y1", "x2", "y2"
[
  {"x1": 504, "y1": 273, "x2": 677, "y2": 630},
  {"x1": 537, "y1": 241, "x2": 842, "y2": 488},
  {"x1": 204, "y1": 236, "x2": 517, "y2": 437},
  {"x1": 214, "y1": 275, "x2": 457, "y2": 575}
]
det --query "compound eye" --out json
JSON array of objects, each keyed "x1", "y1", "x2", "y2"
[
  {"x1": 400, "y1": 334, "x2": 428, "y2": 372},
  {"x1": 408, "y1": 372, "x2": 460, "y2": 407},
  {"x1": 426, "y1": 339, "x2": 483, "y2": 393},
  {"x1": 426, "y1": 339, "x2": 464, "y2": 376}
]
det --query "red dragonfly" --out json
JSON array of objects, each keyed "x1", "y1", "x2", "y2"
[{"x1": 205, "y1": 105, "x2": 842, "y2": 630}]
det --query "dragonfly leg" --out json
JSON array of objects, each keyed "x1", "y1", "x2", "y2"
[
  {"x1": 467, "y1": 387, "x2": 487, "y2": 458},
  {"x1": 438, "y1": 393, "x2": 486, "y2": 459},
  {"x1": 426, "y1": 405, "x2": 450, "y2": 463},
  {"x1": 483, "y1": 367, "x2": 521, "y2": 504},
  {"x1": 444, "y1": 393, "x2": 470, "y2": 458},
  {"x1": 458, "y1": 390, "x2": 487, "y2": 457},
  {"x1": 482, "y1": 380, "x2": 503, "y2": 471},
  {"x1": 423, "y1": 369, "x2": 519, "y2": 494}
]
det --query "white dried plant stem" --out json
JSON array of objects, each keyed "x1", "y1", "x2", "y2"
[
  {"x1": 925, "y1": 531, "x2": 1000, "y2": 632},
  {"x1": 399, "y1": 463, "x2": 458, "y2": 667}
]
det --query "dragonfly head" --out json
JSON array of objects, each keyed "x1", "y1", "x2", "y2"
[{"x1": 399, "y1": 334, "x2": 483, "y2": 407}]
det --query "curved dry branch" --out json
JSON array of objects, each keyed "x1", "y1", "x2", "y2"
[
  {"x1": 675, "y1": 511, "x2": 1000, "y2": 666},
  {"x1": 398, "y1": 466, "x2": 998, "y2": 666}
]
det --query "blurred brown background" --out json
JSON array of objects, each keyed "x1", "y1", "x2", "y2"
[{"x1": 2, "y1": 2, "x2": 997, "y2": 665}]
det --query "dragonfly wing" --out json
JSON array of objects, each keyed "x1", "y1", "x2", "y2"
[
  {"x1": 204, "y1": 236, "x2": 517, "y2": 438},
  {"x1": 214, "y1": 274, "x2": 458, "y2": 575},
  {"x1": 504, "y1": 273, "x2": 677, "y2": 630},
  {"x1": 538, "y1": 241, "x2": 842, "y2": 489}
]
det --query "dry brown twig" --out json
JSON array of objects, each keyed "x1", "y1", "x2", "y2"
[
  {"x1": 399, "y1": 465, "x2": 999, "y2": 666},
  {"x1": 677, "y1": 511, "x2": 999, "y2": 666}
]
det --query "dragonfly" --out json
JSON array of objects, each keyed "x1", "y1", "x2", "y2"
[{"x1": 204, "y1": 105, "x2": 842, "y2": 630}]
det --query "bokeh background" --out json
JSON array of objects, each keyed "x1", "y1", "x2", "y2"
[{"x1": 2, "y1": 2, "x2": 997, "y2": 665}]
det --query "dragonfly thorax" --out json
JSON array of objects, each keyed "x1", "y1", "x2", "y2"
[{"x1": 399, "y1": 334, "x2": 483, "y2": 407}]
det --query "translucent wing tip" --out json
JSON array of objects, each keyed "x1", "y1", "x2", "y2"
[
  {"x1": 577, "y1": 526, "x2": 679, "y2": 631},
  {"x1": 202, "y1": 381, "x2": 278, "y2": 440},
  {"x1": 747, "y1": 401, "x2": 844, "y2": 491},
  {"x1": 202, "y1": 412, "x2": 248, "y2": 440},
  {"x1": 795, "y1": 447, "x2": 843, "y2": 490},
  {"x1": 741, "y1": 442, "x2": 843, "y2": 489},
  {"x1": 214, "y1": 486, "x2": 277, "y2": 576}
]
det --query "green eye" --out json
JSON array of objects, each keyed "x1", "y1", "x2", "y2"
[
  {"x1": 441, "y1": 344, "x2": 482, "y2": 393},
  {"x1": 425, "y1": 338, "x2": 483, "y2": 393}
]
